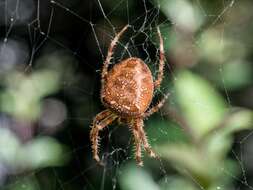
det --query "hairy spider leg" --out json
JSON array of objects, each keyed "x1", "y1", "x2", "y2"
[
  {"x1": 154, "y1": 26, "x2": 165, "y2": 89},
  {"x1": 101, "y1": 25, "x2": 129, "y2": 101},
  {"x1": 143, "y1": 92, "x2": 170, "y2": 118},
  {"x1": 90, "y1": 110, "x2": 118, "y2": 164},
  {"x1": 136, "y1": 119, "x2": 157, "y2": 158},
  {"x1": 92, "y1": 109, "x2": 112, "y2": 124},
  {"x1": 130, "y1": 120, "x2": 143, "y2": 166}
]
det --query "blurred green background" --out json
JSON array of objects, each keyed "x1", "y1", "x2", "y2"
[{"x1": 0, "y1": 0, "x2": 253, "y2": 189}]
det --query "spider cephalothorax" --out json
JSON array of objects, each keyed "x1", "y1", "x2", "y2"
[{"x1": 90, "y1": 25, "x2": 168, "y2": 166}]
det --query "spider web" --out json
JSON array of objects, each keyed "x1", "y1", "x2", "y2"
[{"x1": 0, "y1": 0, "x2": 253, "y2": 190}]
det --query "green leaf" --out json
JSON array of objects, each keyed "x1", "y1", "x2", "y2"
[
  {"x1": 198, "y1": 30, "x2": 246, "y2": 64},
  {"x1": 0, "y1": 128, "x2": 21, "y2": 166},
  {"x1": 159, "y1": 176, "x2": 198, "y2": 190},
  {"x1": 18, "y1": 137, "x2": 68, "y2": 169},
  {"x1": 221, "y1": 61, "x2": 252, "y2": 90},
  {"x1": 119, "y1": 164, "x2": 159, "y2": 190},
  {"x1": 10, "y1": 176, "x2": 40, "y2": 190},
  {"x1": 157, "y1": 144, "x2": 238, "y2": 188},
  {"x1": 204, "y1": 109, "x2": 253, "y2": 159},
  {"x1": 174, "y1": 70, "x2": 227, "y2": 138},
  {"x1": 157, "y1": 0, "x2": 204, "y2": 32},
  {"x1": 157, "y1": 144, "x2": 214, "y2": 180},
  {"x1": 221, "y1": 109, "x2": 253, "y2": 135},
  {"x1": 146, "y1": 119, "x2": 189, "y2": 145},
  {"x1": 30, "y1": 70, "x2": 60, "y2": 98},
  {"x1": 0, "y1": 70, "x2": 60, "y2": 121}
]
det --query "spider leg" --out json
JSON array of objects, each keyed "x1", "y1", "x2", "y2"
[
  {"x1": 90, "y1": 110, "x2": 118, "y2": 164},
  {"x1": 130, "y1": 120, "x2": 143, "y2": 166},
  {"x1": 154, "y1": 26, "x2": 165, "y2": 89},
  {"x1": 143, "y1": 92, "x2": 170, "y2": 118},
  {"x1": 92, "y1": 109, "x2": 113, "y2": 124},
  {"x1": 136, "y1": 119, "x2": 157, "y2": 158},
  {"x1": 101, "y1": 25, "x2": 129, "y2": 93}
]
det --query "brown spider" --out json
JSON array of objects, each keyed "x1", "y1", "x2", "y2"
[{"x1": 90, "y1": 25, "x2": 168, "y2": 166}]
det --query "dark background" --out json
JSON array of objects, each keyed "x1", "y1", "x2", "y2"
[{"x1": 0, "y1": 0, "x2": 253, "y2": 190}]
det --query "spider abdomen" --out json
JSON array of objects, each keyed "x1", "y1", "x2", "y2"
[{"x1": 102, "y1": 57, "x2": 154, "y2": 117}]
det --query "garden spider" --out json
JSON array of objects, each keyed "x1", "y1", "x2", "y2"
[{"x1": 90, "y1": 25, "x2": 168, "y2": 166}]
